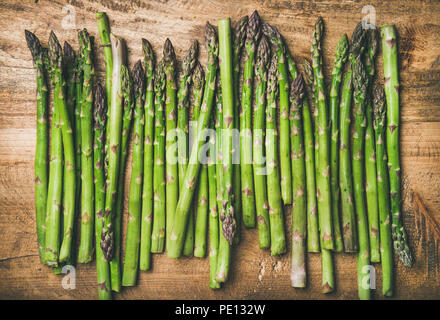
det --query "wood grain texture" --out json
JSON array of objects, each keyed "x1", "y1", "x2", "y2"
[{"x1": 0, "y1": 0, "x2": 439, "y2": 299}]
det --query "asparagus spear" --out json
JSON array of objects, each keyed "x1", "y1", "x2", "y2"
[
  {"x1": 183, "y1": 62, "x2": 204, "y2": 257},
  {"x1": 77, "y1": 29, "x2": 94, "y2": 263},
  {"x1": 47, "y1": 32, "x2": 77, "y2": 267},
  {"x1": 339, "y1": 22, "x2": 365, "y2": 252},
  {"x1": 63, "y1": 42, "x2": 76, "y2": 124},
  {"x1": 151, "y1": 60, "x2": 166, "y2": 253},
  {"x1": 290, "y1": 74, "x2": 307, "y2": 288},
  {"x1": 240, "y1": 11, "x2": 260, "y2": 227},
  {"x1": 177, "y1": 42, "x2": 198, "y2": 256},
  {"x1": 101, "y1": 34, "x2": 125, "y2": 261},
  {"x1": 311, "y1": 17, "x2": 334, "y2": 250},
  {"x1": 262, "y1": 23, "x2": 292, "y2": 205},
  {"x1": 163, "y1": 39, "x2": 179, "y2": 250},
  {"x1": 303, "y1": 58, "x2": 334, "y2": 293},
  {"x1": 25, "y1": 31, "x2": 48, "y2": 264},
  {"x1": 208, "y1": 111, "x2": 220, "y2": 289},
  {"x1": 93, "y1": 84, "x2": 112, "y2": 300},
  {"x1": 216, "y1": 17, "x2": 235, "y2": 283},
  {"x1": 178, "y1": 40, "x2": 198, "y2": 194},
  {"x1": 194, "y1": 161, "x2": 209, "y2": 258},
  {"x1": 373, "y1": 84, "x2": 394, "y2": 297},
  {"x1": 96, "y1": 12, "x2": 113, "y2": 176},
  {"x1": 380, "y1": 24, "x2": 413, "y2": 267},
  {"x1": 231, "y1": 16, "x2": 248, "y2": 244},
  {"x1": 193, "y1": 62, "x2": 207, "y2": 258},
  {"x1": 140, "y1": 39, "x2": 155, "y2": 271},
  {"x1": 297, "y1": 58, "x2": 319, "y2": 253},
  {"x1": 253, "y1": 35, "x2": 270, "y2": 249},
  {"x1": 352, "y1": 55, "x2": 371, "y2": 300},
  {"x1": 43, "y1": 44, "x2": 63, "y2": 267},
  {"x1": 74, "y1": 47, "x2": 83, "y2": 234},
  {"x1": 122, "y1": 61, "x2": 145, "y2": 286},
  {"x1": 364, "y1": 29, "x2": 380, "y2": 263},
  {"x1": 215, "y1": 74, "x2": 224, "y2": 245},
  {"x1": 329, "y1": 35, "x2": 349, "y2": 253},
  {"x1": 266, "y1": 55, "x2": 287, "y2": 256},
  {"x1": 111, "y1": 64, "x2": 134, "y2": 291},
  {"x1": 167, "y1": 23, "x2": 218, "y2": 258}
]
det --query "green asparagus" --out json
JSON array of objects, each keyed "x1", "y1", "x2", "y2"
[
  {"x1": 140, "y1": 39, "x2": 155, "y2": 271},
  {"x1": 266, "y1": 55, "x2": 286, "y2": 256},
  {"x1": 93, "y1": 84, "x2": 112, "y2": 300},
  {"x1": 364, "y1": 29, "x2": 380, "y2": 263},
  {"x1": 253, "y1": 35, "x2": 270, "y2": 248},
  {"x1": 380, "y1": 24, "x2": 413, "y2": 267},
  {"x1": 77, "y1": 29, "x2": 94, "y2": 263},
  {"x1": 373, "y1": 83, "x2": 394, "y2": 297},
  {"x1": 122, "y1": 61, "x2": 145, "y2": 286},
  {"x1": 151, "y1": 60, "x2": 166, "y2": 253},
  {"x1": 289, "y1": 74, "x2": 307, "y2": 288},
  {"x1": 25, "y1": 30, "x2": 48, "y2": 264},
  {"x1": 262, "y1": 23, "x2": 292, "y2": 205},
  {"x1": 329, "y1": 34, "x2": 349, "y2": 253},
  {"x1": 240, "y1": 11, "x2": 260, "y2": 227}
]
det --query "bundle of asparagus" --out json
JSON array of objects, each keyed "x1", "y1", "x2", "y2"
[{"x1": 26, "y1": 10, "x2": 412, "y2": 300}]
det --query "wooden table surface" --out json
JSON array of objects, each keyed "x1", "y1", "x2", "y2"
[{"x1": 0, "y1": 0, "x2": 439, "y2": 300}]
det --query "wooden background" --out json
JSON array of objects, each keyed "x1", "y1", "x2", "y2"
[{"x1": 0, "y1": 0, "x2": 439, "y2": 300}]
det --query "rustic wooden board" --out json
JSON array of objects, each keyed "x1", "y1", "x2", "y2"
[{"x1": 0, "y1": 0, "x2": 439, "y2": 300}]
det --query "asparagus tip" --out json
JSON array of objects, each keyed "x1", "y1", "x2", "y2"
[
  {"x1": 247, "y1": 10, "x2": 261, "y2": 40},
  {"x1": 93, "y1": 83, "x2": 106, "y2": 126},
  {"x1": 182, "y1": 39, "x2": 199, "y2": 76},
  {"x1": 24, "y1": 30, "x2": 42, "y2": 62},
  {"x1": 291, "y1": 72, "x2": 305, "y2": 105},
  {"x1": 192, "y1": 61, "x2": 204, "y2": 90},
  {"x1": 256, "y1": 35, "x2": 270, "y2": 69},
  {"x1": 133, "y1": 60, "x2": 146, "y2": 95}
]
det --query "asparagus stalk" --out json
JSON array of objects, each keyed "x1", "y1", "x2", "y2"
[
  {"x1": 43, "y1": 45, "x2": 63, "y2": 267},
  {"x1": 373, "y1": 84, "x2": 394, "y2": 296},
  {"x1": 329, "y1": 35, "x2": 349, "y2": 253},
  {"x1": 193, "y1": 63, "x2": 207, "y2": 258},
  {"x1": 265, "y1": 55, "x2": 286, "y2": 256},
  {"x1": 47, "y1": 32, "x2": 77, "y2": 267},
  {"x1": 290, "y1": 74, "x2": 307, "y2": 288},
  {"x1": 183, "y1": 62, "x2": 204, "y2": 257},
  {"x1": 163, "y1": 39, "x2": 179, "y2": 250},
  {"x1": 215, "y1": 74, "x2": 224, "y2": 245},
  {"x1": 151, "y1": 60, "x2": 166, "y2": 253},
  {"x1": 231, "y1": 16, "x2": 248, "y2": 244},
  {"x1": 380, "y1": 24, "x2": 413, "y2": 267},
  {"x1": 178, "y1": 40, "x2": 198, "y2": 194},
  {"x1": 208, "y1": 111, "x2": 220, "y2": 289},
  {"x1": 178, "y1": 43, "x2": 198, "y2": 256},
  {"x1": 74, "y1": 48, "x2": 83, "y2": 236},
  {"x1": 122, "y1": 61, "x2": 145, "y2": 286},
  {"x1": 297, "y1": 58, "x2": 319, "y2": 253},
  {"x1": 253, "y1": 35, "x2": 270, "y2": 248},
  {"x1": 262, "y1": 23, "x2": 292, "y2": 205},
  {"x1": 364, "y1": 29, "x2": 380, "y2": 263},
  {"x1": 216, "y1": 17, "x2": 235, "y2": 283},
  {"x1": 311, "y1": 17, "x2": 334, "y2": 250},
  {"x1": 167, "y1": 23, "x2": 218, "y2": 258},
  {"x1": 194, "y1": 162, "x2": 209, "y2": 258},
  {"x1": 59, "y1": 42, "x2": 77, "y2": 267},
  {"x1": 25, "y1": 30, "x2": 48, "y2": 264},
  {"x1": 352, "y1": 55, "x2": 371, "y2": 300},
  {"x1": 101, "y1": 34, "x2": 125, "y2": 261},
  {"x1": 140, "y1": 39, "x2": 155, "y2": 271},
  {"x1": 110, "y1": 64, "x2": 134, "y2": 291},
  {"x1": 96, "y1": 12, "x2": 113, "y2": 176},
  {"x1": 77, "y1": 29, "x2": 94, "y2": 263},
  {"x1": 339, "y1": 23, "x2": 366, "y2": 252},
  {"x1": 63, "y1": 42, "x2": 76, "y2": 124},
  {"x1": 240, "y1": 11, "x2": 260, "y2": 227},
  {"x1": 93, "y1": 84, "x2": 112, "y2": 300},
  {"x1": 303, "y1": 58, "x2": 334, "y2": 293}
]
